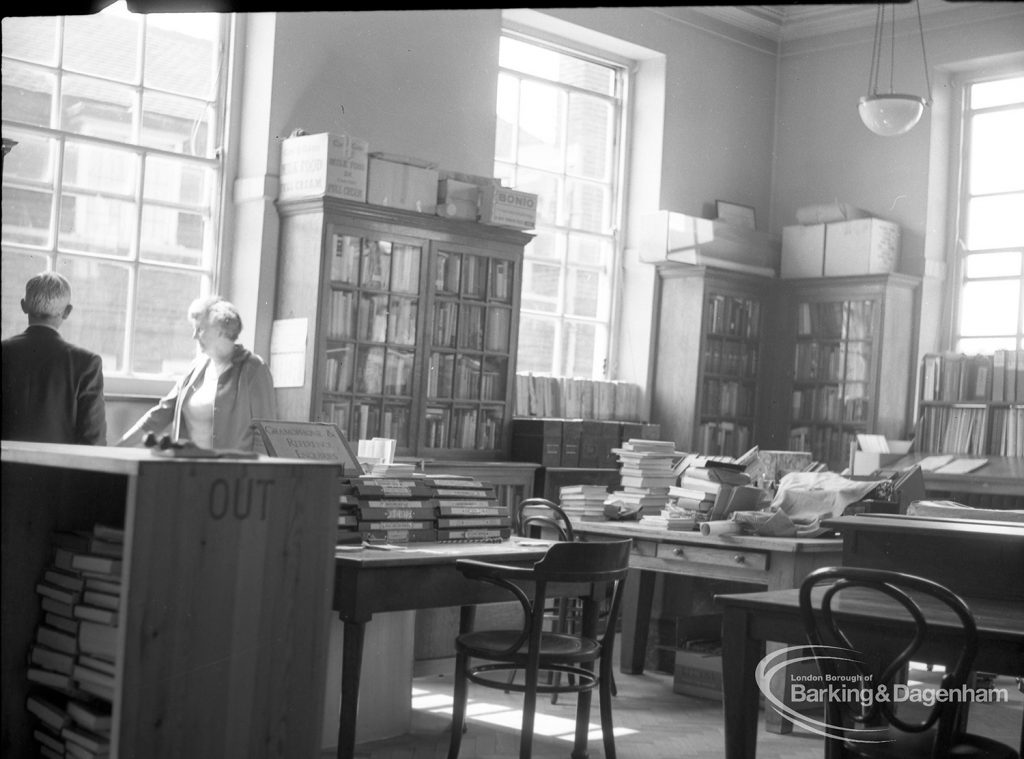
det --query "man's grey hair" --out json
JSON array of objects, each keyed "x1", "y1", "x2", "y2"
[
  {"x1": 188, "y1": 295, "x2": 243, "y2": 341},
  {"x1": 23, "y1": 272, "x2": 71, "y2": 317}
]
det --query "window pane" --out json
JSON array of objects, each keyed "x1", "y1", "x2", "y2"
[
  {"x1": 517, "y1": 316, "x2": 557, "y2": 374},
  {"x1": 1, "y1": 61, "x2": 56, "y2": 127},
  {"x1": 55, "y1": 256, "x2": 129, "y2": 373},
  {"x1": 0, "y1": 250, "x2": 50, "y2": 339},
  {"x1": 131, "y1": 267, "x2": 203, "y2": 375},
  {"x1": 2, "y1": 130, "x2": 56, "y2": 185},
  {"x1": 527, "y1": 229, "x2": 560, "y2": 261},
  {"x1": 971, "y1": 76, "x2": 1024, "y2": 109},
  {"x1": 966, "y1": 193, "x2": 1024, "y2": 250},
  {"x1": 2, "y1": 187, "x2": 54, "y2": 248},
  {"x1": 144, "y1": 13, "x2": 221, "y2": 98},
  {"x1": 1, "y1": 16, "x2": 59, "y2": 65},
  {"x1": 564, "y1": 320, "x2": 601, "y2": 378},
  {"x1": 499, "y1": 37, "x2": 614, "y2": 96},
  {"x1": 957, "y1": 336, "x2": 1017, "y2": 354},
  {"x1": 144, "y1": 156, "x2": 213, "y2": 207},
  {"x1": 61, "y1": 75, "x2": 137, "y2": 141},
  {"x1": 517, "y1": 80, "x2": 566, "y2": 171},
  {"x1": 63, "y1": 11, "x2": 140, "y2": 83},
  {"x1": 567, "y1": 268, "x2": 600, "y2": 318},
  {"x1": 969, "y1": 109, "x2": 1024, "y2": 195},
  {"x1": 567, "y1": 93, "x2": 613, "y2": 181},
  {"x1": 513, "y1": 168, "x2": 560, "y2": 226},
  {"x1": 964, "y1": 251, "x2": 1022, "y2": 278},
  {"x1": 959, "y1": 279, "x2": 1019, "y2": 336},
  {"x1": 494, "y1": 73, "x2": 519, "y2": 164},
  {"x1": 567, "y1": 233, "x2": 611, "y2": 268},
  {"x1": 141, "y1": 92, "x2": 214, "y2": 157},
  {"x1": 522, "y1": 261, "x2": 561, "y2": 313},
  {"x1": 566, "y1": 178, "x2": 609, "y2": 233},
  {"x1": 140, "y1": 205, "x2": 206, "y2": 266}
]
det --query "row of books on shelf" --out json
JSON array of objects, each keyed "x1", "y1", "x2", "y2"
[
  {"x1": 27, "y1": 523, "x2": 123, "y2": 759},
  {"x1": 336, "y1": 473, "x2": 512, "y2": 544},
  {"x1": 793, "y1": 342, "x2": 870, "y2": 383},
  {"x1": 513, "y1": 373, "x2": 644, "y2": 421},
  {"x1": 703, "y1": 337, "x2": 759, "y2": 378},
  {"x1": 920, "y1": 350, "x2": 1024, "y2": 403},
  {"x1": 796, "y1": 300, "x2": 874, "y2": 340},
  {"x1": 701, "y1": 379, "x2": 756, "y2": 417},
  {"x1": 788, "y1": 425, "x2": 858, "y2": 469},
  {"x1": 704, "y1": 294, "x2": 761, "y2": 339},
  {"x1": 915, "y1": 403, "x2": 1024, "y2": 456},
  {"x1": 696, "y1": 420, "x2": 752, "y2": 459},
  {"x1": 431, "y1": 302, "x2": 511, "y2": 353},
  {"x1": 510, "y1": 418, "x2": 662, "y2": 468},
  {"x1": 329, "y1": 235, "x2": 422, "y2": 292},
  {"x1": 791, "y1": 388, "x2": 871, "y2": 424}
]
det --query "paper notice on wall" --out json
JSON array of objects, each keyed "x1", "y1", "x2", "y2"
[{"x1": 269, "y1": 317, "x2": 307, "y2": 388}]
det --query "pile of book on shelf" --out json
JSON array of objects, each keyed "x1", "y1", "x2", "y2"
[
  {"x1": 604, "y1": 439, "x2": 680, "y2": 518},
  {"x1": 27, "y1": 523, "x2": 122, "y2": 759},
  {"x1": 558, "y1": 484, "x2": 611, "y2": 523},
  {"x1": 339, "y1": 473, "x2": 510, "y2": 545},
  {"x1": 513, "y1": 373, "x2": 644, "y2": 421}
]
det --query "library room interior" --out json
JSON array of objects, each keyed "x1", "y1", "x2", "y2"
[{"x1": 4, "y1": 3, "x2": 1024, "y2": 759}]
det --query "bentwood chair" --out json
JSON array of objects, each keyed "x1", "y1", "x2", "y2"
[
  {"x1": 512, "y1": 497, "x2": 575, "y2": 541},
  {"x1": 447, "y1": 539, "x2": 631, "y2": 759},
  {"x1": 799, "y1": 566, "x2": 1019, "y2": 759}
]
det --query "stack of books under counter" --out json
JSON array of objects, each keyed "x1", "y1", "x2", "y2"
[
  {"x1": 604, "y1": 439, "x2": 680, "y2": 518},
  {"x1": 349, "y1": 475, "x2": 439, "y2": 543},
  {"x1": 27, "y1": 523, "x2": 121, "y2": 759},
  {"x1": 558, "y1": 484, "x2": 611, "y2": 522},
  {"x1": 433, "y1": 476, "x2": 510, "y2": 542}
]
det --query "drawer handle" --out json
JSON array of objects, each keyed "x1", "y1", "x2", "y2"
[
  {"x1": 673, "y1": 548, "x2": 685, "y2": 557},
  {"x1": 733, "y1": 554, "x2": 746, "y2": 564}
]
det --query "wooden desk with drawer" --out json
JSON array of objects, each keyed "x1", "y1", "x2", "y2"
[{"x1": 574, "y1": 522, "x2": 843, "y2": 733}]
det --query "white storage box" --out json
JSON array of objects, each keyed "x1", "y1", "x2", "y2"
[
  {"x1": 279, "y1": 132, "x2": 369, "y2": 202},
  {"x1": 436, "y1": 178, "x2": 480, "y2": 220},
  {"x1": 781, "y1": 224, "x2": 825, "y2": 278},
  {"x1": 367, "y1": 154, "x2": 439, "y2": 214},
  {"x1": 824, "y1": 218, "x2": 900, "y2": 276},
  {"x1": 478, "y1": 185, "x2": 538, "y2": 230}
]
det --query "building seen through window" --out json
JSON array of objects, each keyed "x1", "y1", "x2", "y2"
[
  {"x1": 494, "y1": 33, "x2": 627, "y2": 380},
  {"x1": 1, "y1": 5, "x2": 228, "y2": 379}
]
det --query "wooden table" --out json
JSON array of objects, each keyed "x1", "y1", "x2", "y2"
[
  {"x1": 718, "y1": 586, "x2": 1024, "y2": 759},
  {"x1": 331, "y1": 538, "x2": 554, "y2": 759},
  {"x1": 891, "y1": 453, "x2": 1024, "y2": 505},
  {"x1": 573, "y1": 521, "x2": 843, "y2": 733}
]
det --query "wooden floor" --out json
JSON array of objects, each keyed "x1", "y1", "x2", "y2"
[{"x1": 336, "y1": 666, "x2": 1023, "y2": 759}]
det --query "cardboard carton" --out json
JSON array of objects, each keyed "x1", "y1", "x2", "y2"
[
  {"x1": 478, "y1": 185, "x2": 538, "y2": 229},
  {"x1": 824, "y1": 218, "x2": 900, "y2": 276},
  {"x1": 367, "y1": 154, "x2": 439, "y2": 214},
  {"x1": 279, "y1": 132, "x2": 369, "y2": 202},
  {"x1": 781, "y1": 224, "x2": 826, "y2": 278}
]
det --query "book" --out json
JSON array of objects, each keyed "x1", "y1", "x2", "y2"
[
  {"x1": 41, "y1": 596, "x2": 76, "y2": 619},
  {"x1": 28, "y1": 666, "x2": 81, "y2": 695},
  {"x1": 74, "y1": 604, "x2": 119, "y2": 626},
  {"x1": 26, "y1": 693, "x2": 72, "y2": 732},
  {"x1": 73, "y1": 662, "x2": 116, "y2": 691},
  {"x1": 78, "y1": 621, "x2": 118, "y2": 661},
  {"x1": 67, "y1": 699, "x2": 113, "y2": 733},
  {"x1": 38, "y1": 624, "x2": 78, "y2": 655},
  {"x1": 75, "y1": 678, "x2": 115, "y2": 703},
  {"x1": 78, "y1": 654, "x2": 116, "y2": 677},
  {"x1": 437, "y1": 504, "x2": 506, "y2": 517},
  {"x1": 436, "y1": 516, "x2": 511, "y2": 529},
  {"x1": 932, "y1": 457, "x2": 988, "y2": 475},
  {"x1": 45, "y1": 612, "x2": 80, "y2": 636},
  {"x1": 82, "y1": 590, "x2": 120, "y2": 611},
  {"x1": 83, "y1": 576, "x2": 122, "y2": 596},
  {"x1": 436, "y1": 527, "x2": 511, "y2": 542},
  {"x1": 36, "y1": 581, "x2": 81, "y2": 606},
  {"x1": 44, "y1": 568, "x2": 86, "y2": 593},
  {"x1": 70, "y1": 554, "x2": 122, "y2": 576},
  {"x1": 34, "y1": 726, "x2": 66, "y2": 754},
  {"x1": 92, "y1": 524, "x2": 125, "y2": 544},
  {"x1": 62, "y1": 723, "x2": 111, "y2": 754},
  {"x1": 30, "y1": 643, "x2": 76, "y2": 675}
]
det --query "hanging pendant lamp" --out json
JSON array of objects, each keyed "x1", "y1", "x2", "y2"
[{"x1": 859, "y1": 0, "x2": 933, "y2": 136}]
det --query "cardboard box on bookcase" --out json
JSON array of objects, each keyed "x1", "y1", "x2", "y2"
[
  {"x1": 824, "y1": 218, "x2": 900, "y2": 276},
  {"x1": 279, "y1": 132, "x2": 369, "y2": 202}
]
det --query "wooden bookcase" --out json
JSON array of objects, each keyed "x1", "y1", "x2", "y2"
[
  {"x1": 762, "y1": 273, "x2": 920, "y2": 471},
  {"x1": 651, "y1": 265, "x2": 771, "y2": 458},
  {"x1": 915, "y1": 350, "x2": 1024, "y2": 456},
  {"x1": 275, "y1": 197, "x2": 531, "y2": 460},
  {"x1": 1, "y1": 442, "x2": 338, "y2": 758}
]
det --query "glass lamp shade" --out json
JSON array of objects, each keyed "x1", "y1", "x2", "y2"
[{"x1": 858, "y1": 94, "x2": 927, "y2": 136}]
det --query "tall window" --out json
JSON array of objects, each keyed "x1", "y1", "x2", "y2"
[
  {"x1": 494, "y1": 34, "x2": 627, "y2": 379},
  {"x1": 1, "y1": 6, "x2": 230, "y2": 380},
  {"x1": 952, "y1": 73, "x2": 1024, "y2": 354}
]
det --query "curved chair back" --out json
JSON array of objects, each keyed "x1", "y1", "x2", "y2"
[
  {"x1": 799, "y1": 566, "x2": 979, "y2": 755},
  {"x1": 513, "y1": 497, "x2": 575, "y2": 541}
]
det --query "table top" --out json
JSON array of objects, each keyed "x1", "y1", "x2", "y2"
[
  {"x1": 891, "y1": 452, "x2": 1024, "y2": 496},
  {"x1": 333, "y1": 536, "x2": 555, "y2": 569},
  {"x1": 824, "y1": 513, "x2": 1024, "y2": 538},
  {"x1": 574, "y1": 520, "x2": 843, "y2": 553},
  {"x1": 717, "y1": 586, "x2": 1024, "y2": 642}
]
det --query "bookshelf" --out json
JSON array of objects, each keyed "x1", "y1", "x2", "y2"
[
  {"x1": 275, "y1": 196, "x2": 531, "y2": 460},
  {"x1": 763, "y1": 273, "x2": 919, "y2": 471},
  {"x1": 651, "y1": 265, "x2": 770, "y2": 458},
  {"x1": 1, "y1": 442, "x2": 338, "y2": 758},
  {"x1": 916, "y1": 350, "x2": 1024, "y2": 456}
]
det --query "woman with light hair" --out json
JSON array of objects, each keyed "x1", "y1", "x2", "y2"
[{"x1": 117, "y1": 295, "x2": 276, "y2": 450}]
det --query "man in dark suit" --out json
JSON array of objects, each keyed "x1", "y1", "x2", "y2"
[{"x1": 2, "y1": 272, "x2": 107, "y2": 445}]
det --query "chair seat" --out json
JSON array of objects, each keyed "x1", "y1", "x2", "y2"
[
  {"x1": 843, "y1": 726, "x2": 1020, "y2": 759},
  {"x1": 457, "y1": 628, "x2": 601, "y2": 664}
]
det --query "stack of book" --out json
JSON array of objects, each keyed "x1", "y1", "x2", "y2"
[
  {"x1": 433, "y1": 476, "x2": 510, "y2": 542},
  {"x1": 604, "y1": 439, "x2": 679, "y2": 517},
  {"x1": 27, "y1": 524, "x2": 121, "y2": 758},
  {"x1": 671, "y1": 463, "x2": 752, "y2": 521},
  {"x1": 558, "y1": 484, "x2": 610, "y2": 523},
  {"x1": 351, "y1": 475, "x2": 439, "y2": 543}
]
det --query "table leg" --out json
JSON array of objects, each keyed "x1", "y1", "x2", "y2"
[
  {"x1": 619, "y1": 568, "x2": 655, "y2": 674},
  {"x1": 337, "y1": 618, "x2": 366, "y2": 759},
  {"x1": 763, "y1": 642, "x2": 793, "y2": 735},
  {"x1": 722, "y1": 606, "x2": 764, "y2": 759}
]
